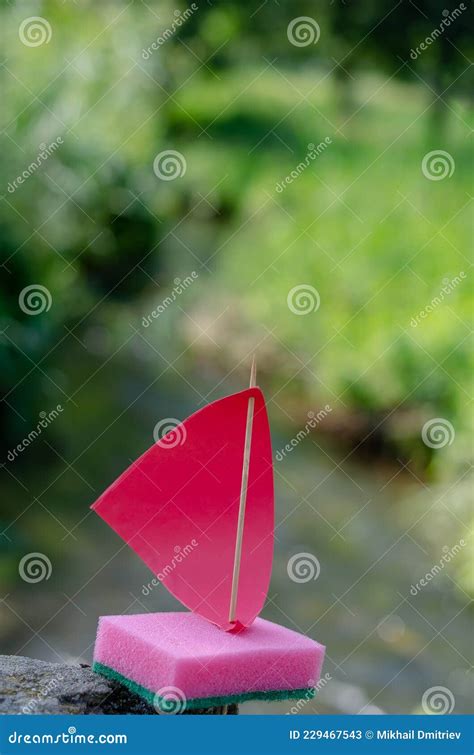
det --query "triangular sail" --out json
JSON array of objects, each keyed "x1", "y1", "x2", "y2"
[{"x1": 91, "y1": 387, "x2": 274, "y2": 631}]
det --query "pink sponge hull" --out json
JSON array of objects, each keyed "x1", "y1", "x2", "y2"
[{"x1": 93, "y1": 612, "x2": 325, "y2": 704}]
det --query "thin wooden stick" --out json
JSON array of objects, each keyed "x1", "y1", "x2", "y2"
[{"x1": 228, "y1": 356, "x2": 257, "y2": 624}]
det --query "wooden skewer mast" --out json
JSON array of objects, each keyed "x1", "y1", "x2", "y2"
[{"x1": 228, "y1": 355, "x2": 257, "y2": 625}]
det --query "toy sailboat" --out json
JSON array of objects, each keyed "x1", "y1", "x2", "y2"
[{"x1": 91, "y1": 359, "x2": 325, "y2": 712}]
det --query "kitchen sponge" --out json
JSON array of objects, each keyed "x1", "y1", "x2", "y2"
[{"x1": 93, "y1": 612, "x2": 325, "y2": 711}]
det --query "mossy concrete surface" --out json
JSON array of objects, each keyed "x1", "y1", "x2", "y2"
[{"x1": 0, "y1": 655, "x2": 237, "y2": 715}]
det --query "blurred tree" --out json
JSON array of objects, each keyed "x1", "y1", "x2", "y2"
[{"x1": 328, "y1": 0, "x2": 473, "y2": 132}]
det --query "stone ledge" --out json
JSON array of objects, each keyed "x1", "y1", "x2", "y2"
[{"x1": 0, "y1": 655, "x2": 237, "y2": 715}]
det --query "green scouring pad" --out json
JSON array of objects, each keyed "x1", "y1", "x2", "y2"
[{"x1": 94, "y1": 661, "x2": 315, "y2": 711}]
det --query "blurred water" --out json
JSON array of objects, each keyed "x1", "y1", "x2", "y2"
[{"x1": 1, "y1": 339, "x2": 472, "y2": 715}]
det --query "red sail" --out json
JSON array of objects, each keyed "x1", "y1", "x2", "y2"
[{"x1": 91, "y1": 387, "x2": 274, "y2": 631}]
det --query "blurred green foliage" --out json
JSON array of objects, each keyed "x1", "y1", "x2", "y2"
[{"x1": 0, "y1": 1, "x2": 472, "y2": 591}]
